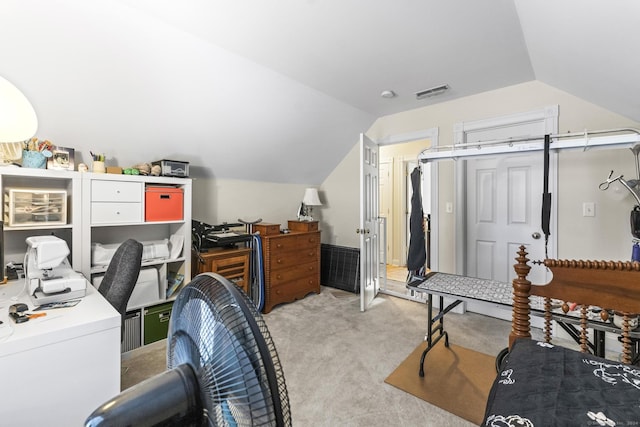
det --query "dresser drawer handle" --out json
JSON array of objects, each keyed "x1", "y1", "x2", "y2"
[
  {"x1": 276, "y1": 258, "x2": 283, "y2": 264},
  {"x1": 276, "y1": 274, "x2": 282, "y2": 280},
  {"x1": 308, "y1": 266, "x2": 314, "y2": 271},
  {"x1": 276, "y1": 289, "x2": 282, "y2": 295},
  {"x1": 276, "y1": 243, "x2": 283, "y2": 249}
]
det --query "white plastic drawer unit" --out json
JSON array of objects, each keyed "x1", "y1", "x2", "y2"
[
  {"x1": 91, "y1": 180, "x2": 143, "y2": 224},
  {"x1": 4, "y1": 188, "x2": 67, "y2": 227}
]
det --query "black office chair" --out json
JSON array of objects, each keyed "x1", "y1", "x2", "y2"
[{"x1": 98, "y1": 239, "x2": 143, "y2": 340}]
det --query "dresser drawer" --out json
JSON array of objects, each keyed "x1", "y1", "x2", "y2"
[
  {"x1": 295, "y1": 232, "x2": 320, "y2": 247},
  {"x1": 91, "y1": 180, "x2": 143, "y2": 203},
  {"x1": 269, "y1": 232, "x2": 320, "y2": 254},
  {"x1": 270, "y1": 276, "x2": 319, "y2": 302},
  {"x1": 271, "y1": 262, "x2": 318, "y2": 286},
  {"x1": 287, "y1": 220, "x2": 318, "y2": 232},
  {"x1": 91, "y1": 202, "x2": 142, "y2": 224},
  {"x1": 268, "y1": 247, "x2": 318, "y2": 270}
]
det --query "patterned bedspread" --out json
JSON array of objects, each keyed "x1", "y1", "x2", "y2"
[{"x1": 483, "y1": 339, "x2": 640, "y2": 427}]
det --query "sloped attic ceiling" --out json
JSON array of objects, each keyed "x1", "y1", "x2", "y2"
[{"x1": 1, "y1": 1, "x2": 639, "y2": 184}]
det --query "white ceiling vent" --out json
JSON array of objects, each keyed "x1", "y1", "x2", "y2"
[{"x1": 416, "y1": 84, "x2": 450, "y2": 100}]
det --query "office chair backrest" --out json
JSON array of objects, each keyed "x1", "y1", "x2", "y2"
[{"x1": 98, "y1": 239, "x2": 143, "y2": 316}]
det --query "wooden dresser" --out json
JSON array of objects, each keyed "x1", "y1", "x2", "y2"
[
  {"x1": 256, "y1": 220, "x2": 321, "y2": 313},
  {"x1": 192, "y1": 247, "x2": 252, "y2": 294}
]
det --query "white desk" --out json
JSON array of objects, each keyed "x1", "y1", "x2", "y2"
[{"x1": 0, "y1": 280, "x2": 120, "y2": 426}]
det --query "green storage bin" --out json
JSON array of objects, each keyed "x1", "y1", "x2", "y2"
[{"x1": 143, "y1": 302, "x2": 173, "y2": 345}]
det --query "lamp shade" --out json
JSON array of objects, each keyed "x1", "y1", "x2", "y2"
[
  {"x1": 302, "y1": 188, "x2": 322, "y2": 206},
  {"x1": 0, "y1": 75, "x2": 38, "y2": 142}
]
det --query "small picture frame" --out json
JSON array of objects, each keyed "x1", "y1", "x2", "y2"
[{"x1": 47, "y1": 146, "x2": 75, "y2": 171}]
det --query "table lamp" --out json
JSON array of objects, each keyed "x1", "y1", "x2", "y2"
[
  {"x1": 0, "y1": 75, "x2": 38, "y2": 140},
  {"x1": 0, "y1": 75, "x2": 38, "y2": 163},
  {"x1": 301, "y1": 188, "x2": 322, "y2": 221},
  {"x1": 0, "y1": 75, "x2": 38, "y2": 281}
]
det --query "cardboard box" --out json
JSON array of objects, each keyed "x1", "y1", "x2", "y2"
[
  {"x1": 145, "y1": 186, "x2": 183, "y2": 221},
  {"x1": 106, "y1": 166, "x2": 123, "y2": 174}
]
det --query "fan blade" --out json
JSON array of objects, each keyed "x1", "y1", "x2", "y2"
[{"x1": 85, "y1": 364, "x2": 202, "y2": 427}]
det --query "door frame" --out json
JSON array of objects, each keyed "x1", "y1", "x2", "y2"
[
  {"x1": 453, "y1": 106, "x2": 559, "y2": 276},
  {"x1": 378, "y1": 129, "x2": 440, "y2": 271},
  {"x1": 378, "y1": 157, "x2": 393, "y2": 263},
  {"x1": 372, "y1": 128, "x2": 439, "y2": 303}
]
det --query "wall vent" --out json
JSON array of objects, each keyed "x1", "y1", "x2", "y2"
[{"x1": 416, "y1": 84, "x2": 450, "y2": 100}]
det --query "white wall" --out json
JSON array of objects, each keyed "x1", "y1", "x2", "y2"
[
  {"x1": 322, "y1": 81, "x2": 640, "y2": 271},
  {"x1": 191, "y1": 177, "x2": 309, "y2": 229},
  {"x1": 0, "y1": 0, "x2": 373, "y2": 185},
  {"x1": 319, "y1": 144, "x2": 359, "y2": 246}
]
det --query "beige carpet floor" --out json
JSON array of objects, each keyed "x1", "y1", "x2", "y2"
[{"x1": 121, "y1": 287, "x2": 516, "y2": 426}]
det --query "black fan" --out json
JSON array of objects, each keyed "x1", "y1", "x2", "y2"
[{"x1": 85, "y1": 273, "x2": 291, "y2": 427}]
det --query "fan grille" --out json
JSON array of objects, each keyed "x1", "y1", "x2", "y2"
[{"x1": 168, "y1": 273, "x2": 291, "y2": 427}]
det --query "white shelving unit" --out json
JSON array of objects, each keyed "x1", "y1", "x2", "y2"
[
  {"x1": 80, "y1": 172, "x2": 192, "y2": 351},
  {"x1": 0, "y1": 168, "x2": 192, "y2": 352},
  {"x1": 0, "y1": 167, "x2": 82, "y2": 271}
]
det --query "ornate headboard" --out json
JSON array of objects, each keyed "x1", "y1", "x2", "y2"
[{"x1": 510, "y1": 245, "x2": 640, "y2": 363}]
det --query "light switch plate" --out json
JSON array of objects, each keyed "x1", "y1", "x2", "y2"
[{"x1": 583, "y1": 202, "x2": 595, "y2": 217}]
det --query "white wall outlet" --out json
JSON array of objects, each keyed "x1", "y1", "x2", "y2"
[
  {"x1": 582, "y1": 202, "x2": 595, "y2": 217},
  {"x1": 445, "y1": 202, "x2": 453, "y2": 213}
]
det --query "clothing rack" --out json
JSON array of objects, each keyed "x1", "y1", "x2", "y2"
[{"x1": 418, "y1": 128, "x2": 640, "y2": 162}]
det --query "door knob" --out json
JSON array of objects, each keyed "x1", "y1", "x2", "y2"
[{"x1": 531, "y1": 232, "x2": 541, "y2": 239}]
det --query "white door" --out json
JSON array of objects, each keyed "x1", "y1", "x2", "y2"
[
  {"x1": 359, "y1": 133, "x2": 380, "y2": 311},
  {"x1": 466, "y1": 153, "x2": 550, "y2": 285},
  {"x1": 458, "y1": 106, "x2": 558, "y2": 293}
]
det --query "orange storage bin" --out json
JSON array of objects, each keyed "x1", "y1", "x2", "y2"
[{"x1": 145, "y1": 186, "x2": 183, "y2": 221}]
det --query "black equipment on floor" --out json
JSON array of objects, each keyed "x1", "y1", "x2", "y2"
[
  {"x1": 192, "y1": 220, "x2": 252, "y2": 252},
  {"x1": 320, "y1": 244, "x2": 360, "y2": 293},
  {"x1": 85, "y1": 273, "x2": 291, "y2": 427}
]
